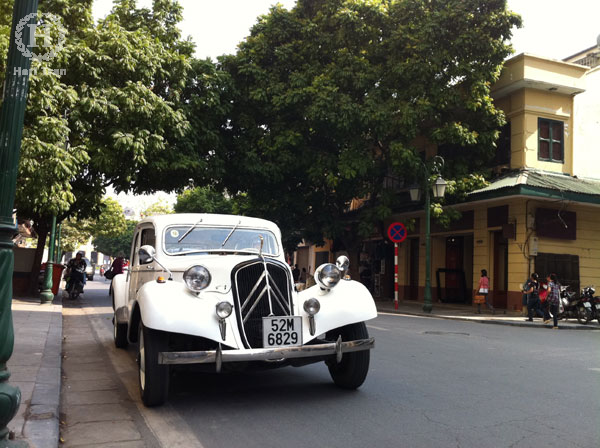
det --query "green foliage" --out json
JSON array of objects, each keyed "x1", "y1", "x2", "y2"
[
  {"x1": 0, "y1": 0, "x2": 206, "y2": 228},
  {"x1": 59, "y1": 198, "x2": 127, "y2": 252},
  {"x1": 93, "y1": 219, "x2": 137, "y2": 258},
  {"x1": 216, "y1": 0, "x2": 521, "y2": 246},
  {"x1": 141, "y1": 200, "x2": 173, "y2": 217},
  {"x1": 174, "y1": 187, "x2": 238, "y2": 215}
]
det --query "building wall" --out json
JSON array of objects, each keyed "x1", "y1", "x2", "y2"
[
  {"x1": 500, "y1": 88, "x2": 575, "y2": 175},
  {"x1": 573, "y1": 66, "x2": 600, "y2": 180},
  {"x1": 395, "y1": 199, "x2": 600, "y2": 310}
]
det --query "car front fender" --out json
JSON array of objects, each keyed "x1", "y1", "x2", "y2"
[
  {"x1": 297, "y1": 279, "x2": 377, "y2": 342},
  {"x1": 135, "y1": 281, "x2": 242, "y2": 348},
  {"x1": 112, "y1": 273, "x2": 129, "y2": 322}
]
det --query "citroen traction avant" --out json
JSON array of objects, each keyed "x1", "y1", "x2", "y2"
[{"x1": 112, "y1": 214, "x2": 376, "y2": 406}]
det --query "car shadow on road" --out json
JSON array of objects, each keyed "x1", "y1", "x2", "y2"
[{"x1": 169, "y1": 366, "x2": 365, "y2": 408}]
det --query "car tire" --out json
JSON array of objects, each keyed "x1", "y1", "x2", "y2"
[
  {"x1": 87, "y1": 275, "x2": 94, "y2": 281},
  {"x1": 326, "y1": 322, "x2": 370, "y2": 390},
  {"x1": 114, "y1": 320, "x2": 128, "y2": 349},
  {"x1": 138, "y1": 322, "x2": 169, "y2": 407}
]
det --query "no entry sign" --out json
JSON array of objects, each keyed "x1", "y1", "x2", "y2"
[{"x1": 387, "y1": 222, "x2": 407, "y2": 244}]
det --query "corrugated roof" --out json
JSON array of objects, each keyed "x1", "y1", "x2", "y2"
[{"x1": 470, "y1": 169, "x2": 600, "y2": 197}]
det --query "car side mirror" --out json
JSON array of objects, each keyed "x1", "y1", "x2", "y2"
[{"x1": 138, "y1": 245, "x2": 156, "y2": 265}]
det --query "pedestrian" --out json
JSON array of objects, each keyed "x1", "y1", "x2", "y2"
[
  {"x1": 544, "y1": 273, "x2": 560, "y2": 329},
  {"x1": 297, "y1": 267, "x2": 307, "y2": 291},
  {"x1": 105, "y1": 252, "x2": 126, "y2": 296},
  {"x1": 292, "y1": 264, "x2": 300, "y2": 283},
  {"x1": 476, "y1": 269, "x2": 495, "y2": 314},
  {"x1": 524, "y1": 273, "x2": 544, "y2": 321}
]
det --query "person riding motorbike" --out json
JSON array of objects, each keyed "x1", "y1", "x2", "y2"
[{"x1": 65, "y1": 252, "x2": 87, "y2": 295}]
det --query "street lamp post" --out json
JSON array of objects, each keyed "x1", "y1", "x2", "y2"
[
  {"x1": 40, "y1": 216, "x2": 57, "y2": 304},
  {"x1": 0, "y1": 1, "x2": 39, "y2": 442},
  {"x1": 409, "y1": 156, "x2": 447, "y2": 313}
]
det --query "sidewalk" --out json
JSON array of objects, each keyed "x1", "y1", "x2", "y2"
[
  {"x1": 376, "y1": 299, "x2": 600, "y2": 330},
  {"x1": 8, "y1": 296, "x2": 62, "y2": 448}
]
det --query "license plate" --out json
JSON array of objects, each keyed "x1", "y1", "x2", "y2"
[
  {"x1": 584, "y1": 302, "x2": 592, "y2": 308},
  {"x1": 263, "y1": 316, "x2": 302, "y2": 347}
]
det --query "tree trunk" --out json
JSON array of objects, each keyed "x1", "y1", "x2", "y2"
[{"x1": 27, "y1": 222, "x2": 48, "y2": 296}]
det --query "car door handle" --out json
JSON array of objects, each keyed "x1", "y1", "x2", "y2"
[{"x1": 146, "y1": 265, "x2": 153, "y2": 270}]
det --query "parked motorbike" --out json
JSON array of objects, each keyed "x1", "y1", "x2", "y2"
[
  {"x1": 576, "y1": 286, "x2": 595, "y2": 324},
  {"x1": 592, "y1": 294, "x2": 600, "y2": 325},
  {"x1": 557, "y1": 285, "x2": 578, "y2": 320}
]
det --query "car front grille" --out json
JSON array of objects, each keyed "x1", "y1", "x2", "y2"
[{"x1": 232, "y1": 259, "x2": 293, "y2": 348}]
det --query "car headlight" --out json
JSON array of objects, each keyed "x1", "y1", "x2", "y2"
[
  {"x1": 183, "y1": 265, "x2": 211, "y2": 292},
  {"x1": 314, "y1": 263, "x2": 341, "y2": 289}
]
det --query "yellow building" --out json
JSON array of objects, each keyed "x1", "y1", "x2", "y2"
[{"x1": 391, "y1": 52, "x2": 600, "y2": 310}]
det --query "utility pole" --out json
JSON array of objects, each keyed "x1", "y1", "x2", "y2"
[{"x1": 0, "y1": 0, "x2": 39, "y2": 443}]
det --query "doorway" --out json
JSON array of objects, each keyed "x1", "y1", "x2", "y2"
[
  {"x1": 445, "y1": 236, "x2": 464, "y2": 300},
  {"x1": 493, "y1": 231, "x2": 508, "y2": 309}
]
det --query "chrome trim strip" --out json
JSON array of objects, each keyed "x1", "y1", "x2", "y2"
[{"x1": 158, "y1": 338, "x2": 375, "y2": 365}]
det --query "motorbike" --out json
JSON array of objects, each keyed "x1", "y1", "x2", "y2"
[
  {"x1": 557, "y1": 285, "x2": 578, "y2": 320},
  {"x1": 66, "y1": 269, "x2": 85, "y2": 300},
  {"x1": 576, "y1": 286, "x2": 595, "y2": 324}
]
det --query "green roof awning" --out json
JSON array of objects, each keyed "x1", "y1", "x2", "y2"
[{"x1": 468, "y1": 170, "x2": 600, "y2": 205}]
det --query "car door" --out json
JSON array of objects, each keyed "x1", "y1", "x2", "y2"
[
  {"x1": 128, "y1": 230, "x2": 141, "y2": 305},
  {"x1": 137, "y1": 226, "x2": 158, "y2": 288}
]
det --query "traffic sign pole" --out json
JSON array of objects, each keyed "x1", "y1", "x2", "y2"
[{"x1": 394, "y1": 243, "x2": 398, "y2": 309}]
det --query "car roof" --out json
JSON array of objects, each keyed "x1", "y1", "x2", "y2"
[{"x1": 137, "y1": 213, "x2": 280, "y2": 233}]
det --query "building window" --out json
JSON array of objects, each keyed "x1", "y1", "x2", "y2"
[{"x1": 538, "y1": 118, "x2": 564, "y2": 163}]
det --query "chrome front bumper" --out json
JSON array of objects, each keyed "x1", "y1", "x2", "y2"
[{"x1": 158, "y1": 337, "x2": 375, "y2": 371}]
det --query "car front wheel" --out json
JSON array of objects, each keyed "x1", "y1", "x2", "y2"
[
  {"x1": 138, "y1": 322, "x2": 169, "y2": 406},
  {"x1": 326, "y1": 322, "x2": 370, "y2": 390}
]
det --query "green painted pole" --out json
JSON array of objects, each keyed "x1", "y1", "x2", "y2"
[
  {"x1": 40, "y1": 216, "x2": 56, "y2": 304},
  {"x1": 0, "y1": 0, "x2": 39, "y2": 442},
  {"x1": 423, "y1": 185, "x2": 433, "y2": 313},
  {"x1": 55, "y1": 222, "x2": 62, "y2": 263}
]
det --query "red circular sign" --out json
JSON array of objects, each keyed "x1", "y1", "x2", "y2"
[{"x1": 387, "y1": 222, "x2": 407, "y2": 243}]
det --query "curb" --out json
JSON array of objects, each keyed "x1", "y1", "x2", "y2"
[
  {"x1": 378, "y1": 307, "x2": 600, "y2": 330},
  {"x1": 23, "y1": 296, "x2": 62, "y2": 448}
]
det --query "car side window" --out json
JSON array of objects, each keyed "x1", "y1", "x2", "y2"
[{"x1": 140, "y1": 227, "x2": 156, "y2": 248}]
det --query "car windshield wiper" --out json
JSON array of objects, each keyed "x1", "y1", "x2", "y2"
[
  {"x1": 221, "y1": 220, "x2": 241, "y2": 248},
  {"x1": 177, "y1": 218, "x2": 203, "y2": 243}
]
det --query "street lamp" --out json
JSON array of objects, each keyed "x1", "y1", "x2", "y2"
[
  {"x1": 0, "y1": 0, "x2": 39, "y2": 441},
  {"x1": 410, "y1": 156, "x2": 446, "y2": 313}
]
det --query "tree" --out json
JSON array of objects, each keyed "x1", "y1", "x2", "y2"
[
  {"x1": 217, "y1": 0, "x2": 521, "y2": 249},
  {"x1": 174, "y1": 187, "x2": 239, "y2": 215},
  {"x1": 141, "y1": 200, "x2": 173, "y2": 218},
  {"x1": 93, "y1": 219, "x2": 137, "y2": 258},
  {"x1": 59, "y1": 198, "x2": 128, "y2": 253},
  {"x1": 0, "y1": 0, "x2": 209, "y2": 292}
]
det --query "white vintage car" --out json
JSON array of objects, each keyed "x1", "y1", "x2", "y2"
[{"x1": 112, "y1": 214, "x2": 376, "y2": 406}]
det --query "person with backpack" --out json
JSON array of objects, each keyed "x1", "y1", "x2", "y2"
[
  {"x1": 544, "y1": 273, "x2": 561, "y2": 329},
  {"x1": 524, "y1": 273, "x2": 544, "y2": 321}
]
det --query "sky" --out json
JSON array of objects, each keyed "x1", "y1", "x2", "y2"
[
  {"x1": 92, "y1": 0, "x2": 600, "y2": 60},
  {"x1": 94, "y1": 0, "x2": 600, "y2": 212}
]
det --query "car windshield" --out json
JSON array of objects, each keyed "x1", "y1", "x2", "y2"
[{"x1": 163, "y1": 226, "x2": 279, "y2": 256}]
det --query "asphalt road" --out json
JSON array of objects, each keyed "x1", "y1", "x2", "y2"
[{"x1": 80, "y1": 279, "x2": 600, "y2": 448}]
